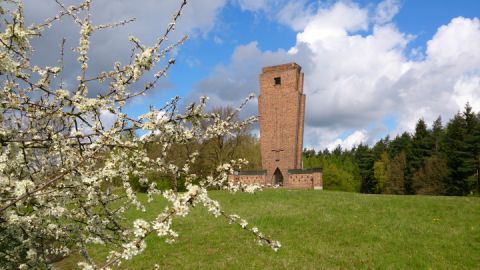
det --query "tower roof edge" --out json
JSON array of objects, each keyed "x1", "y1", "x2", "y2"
[{"x1": 262, "y1": 62, "x2": 302, "y2": 73}]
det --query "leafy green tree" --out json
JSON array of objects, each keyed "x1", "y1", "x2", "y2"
[
  {"x1": 388, "y1": 133, "x2": 414, "y2": 193},
  {"x1": 443, "y1": 112, "x2": 471, "y2": 195},
  {"x1": 144, "y1": 106, "x2": 262, "y2": 191},
  {"x1": 384, "y1": 152, "x2": 407, "y2": 194},
  {"x1": 233, "y1": 134, "x2": 262, "y2": 170},
  {"x1": 388, "y1": 132, "x2": 412, "y2": 158},
  {"x1": 412, "y1": 155, "x2": 449, "y2": 195},
  {"x1": 373, "y1": 152, "x2": 389, "y2": 193},
  {"x1": 306, "y1": 103, "x2": 480, "y2": 196},
  {"x1": 303, "y1": 151, "x2": 324, "y2": 169},
  {"x1": 303, "y1": 149, "x2": 361, "y2": 192},
  {"x1": 409, "y1": 118, "x2": 434, "y2": 193},
  {"x1": 412, "y1": 119, "x2": 433, "y2": 165},
  {"x1": 332, "y1": 145, "x2": 342, "y2": 157},
  {"x1": 200, "y1": 107, "x2": 251, "y2": 174},
  {"x1": 463, "y1": 104, "x2": 480, "y2": 194},
  {"x1": 303, "y1": 148, "x2": 316, "y2": 158},
  {"x1": 354, "y1": 144, "x2": 376, "y2": 193},
  {"x1": 473, "y1": 113, "x2": 480, "y2": 194},
  {"x1": 372, "y1": 137, "x2": 389, "y2": 160},
  {"x1": 431, "y1": 116, "x2": 444, "y2": 153},
  {"x1": 322, "y1": 162, "x2": 357, "y2": 191}
]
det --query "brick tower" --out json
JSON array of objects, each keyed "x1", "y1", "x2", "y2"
[{"x1": 258, "y1": 63, "x2": 305, "y2": 186}]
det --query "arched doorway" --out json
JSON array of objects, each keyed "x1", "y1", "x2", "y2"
[{"x1": 273, "y1": 168, "x2": 283, "y2": 186}]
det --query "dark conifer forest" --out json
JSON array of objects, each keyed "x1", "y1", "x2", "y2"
[{"x1": 303, "y1": 103, "x2": 480, "y2": 196}]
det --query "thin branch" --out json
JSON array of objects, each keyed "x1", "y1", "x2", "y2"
[{"x1": 0, "y1": 147, "x2": 101, "y2": 213}]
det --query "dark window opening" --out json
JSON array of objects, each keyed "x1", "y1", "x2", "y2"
[{"x1": 274, "y1": 77, "x2": 281, "y2": 86}]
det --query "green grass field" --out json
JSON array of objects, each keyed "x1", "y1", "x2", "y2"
[{"x1": 57, "y1": 190, "x2": 480, "y2": 269}]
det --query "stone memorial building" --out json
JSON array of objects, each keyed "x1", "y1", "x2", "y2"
[{"x1": 230, "y1": 63, "x2": 322, "y2": 189}]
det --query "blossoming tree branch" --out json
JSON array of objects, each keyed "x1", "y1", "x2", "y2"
[{"x1": 0, "y1": 0, "x2": 280, "y2": 269}]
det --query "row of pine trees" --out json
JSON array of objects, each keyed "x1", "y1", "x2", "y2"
[{"x1": 304, "y1": 104, "x2": 480, "y2": 196}]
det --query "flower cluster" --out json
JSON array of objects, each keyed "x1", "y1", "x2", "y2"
[{"x1": 0, "y1": 0, "x2": 280, "y2": 269}]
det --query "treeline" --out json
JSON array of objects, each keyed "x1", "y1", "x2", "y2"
[
  {"x1": 142, "y1": 132, "x2": 261, "y2": 191},
  {"x1": 304, "y1": 104, "x2": 480, "y2": 196},
  {"x1": 128, "y1": 107, "x2": 262, "y2": 192},
  {"x1": 132, "y1": 104, "x2": 480, "y2": 196}
]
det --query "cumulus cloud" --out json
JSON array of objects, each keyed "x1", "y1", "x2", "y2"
[
  {"x1": 276, "y1": 1, "x2": 315, "y2": 31},
  {"x1": 23, "y1": 0, "x2": 226, "y2": 97},
  {"x1": 374, "y1": 0, "x2": 401, "y2": 25},
  {"x1": 188, "y1": 1, "x2": 480, "y2": 150},
  {"x1": 453, "y1": 75, "x2": 480, "y2": 110},
  {"x1": 297, "y1": 2, "x2": 369, "y2": 42},
  {"x1": 326, "y1": 130, "x2": 368, "y2": 151},
  {"x1": 235, "y1": 0, "x2": 287, "y2": 12},
  {"x1": 235, "y1": 0, "x2": 270, "y2": 12},
  {"x1": 235, "y1": 0, "x2": 315, "y2": 31},
  {"x1": 186, "y1": 41, "x2": 293, "y2": 116},
  {"x1": 392, "y1": 17, "x2": 480, "y2": 131}
]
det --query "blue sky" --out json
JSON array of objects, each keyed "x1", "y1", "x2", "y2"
[
  {"x1": 159, "y1": 0, "x2": 480, "y2": 102},
  {"x1": 27, "y1": 0, "x2": 480, "y2": 150}
]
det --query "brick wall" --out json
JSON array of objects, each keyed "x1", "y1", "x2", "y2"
[
  {"x1": 228, "y1": 63, "x2": 323, "y2": 190},
  {"x1": 230, "y1": 171, "x2": 323, "y2": 190},
  {"x1": 312, "y1": 172, "x2": 323, "y2": 190},
  {"x1": 228, "y1": 174, "x2": 266, "y2": 185},
  {"x1": 286, "y1": 171, "x2": 323, "y2": 189},
  {"x1": 259, "y1": 63, "x2": 305, "y2": 185}
]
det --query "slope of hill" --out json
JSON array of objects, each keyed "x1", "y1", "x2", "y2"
[{"x1": 57, "y1": 190, "x2": 480, "y2": 269}]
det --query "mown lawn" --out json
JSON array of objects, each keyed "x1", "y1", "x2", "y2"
[{"x1": 56, "y1": 190, "x2": 480, "y2": 269}]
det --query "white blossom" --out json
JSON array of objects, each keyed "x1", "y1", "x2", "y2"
[
  {"x1": 0, "y1": 0, "x2": 280, "y2": 268},
  {"x1": 133, "y1": 219, "x2": 151, "y2": 238},
  {"x1": 239, "y1": 219, "x2": 248, "y2": 228},
  {"x1": 78, "y1": 262, "x2": 95, "y2": 270}
]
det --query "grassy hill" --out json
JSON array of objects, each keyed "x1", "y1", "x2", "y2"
[{"x1": 57, "y1": 190, "x2": 480, "y2": 269}]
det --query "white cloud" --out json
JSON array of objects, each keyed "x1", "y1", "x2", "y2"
[
  {"x1": 426, "y1": 17, "x2": 480, "y2": 67},
  {"x1": 185, "y1": 57, "x2": 202, "y2": 68},
  {"x1": 393, "y1": 17, "x2": 480, "y2": 132},
  {"x1": 374, "y1": 0, "x2": 401, "y2": 25},
  {"x1": 188, "y1": 2, "x2": 480, "y2": 150},
  {"x1": 186, "y1": 41, "x2": 292, "y2": 116},
  {"x1": 276, "y1": 1, "x2": 315, "y2": 31},
  {"x1": 235, "y1": 0, "x2": 274, "y2": 12},
  {"x1": 326, "y1": 130, "x2": 368, "y2": 151},
  {"x1": 24, "y1": 0, "x2": 226, "y2": 97},
  {"x1": 453, "y1": 75, "x2": 480, "y2": 113},
  {"x1": 213, "y1": 35, "x2": 224, "y2": 45},
  {"x1": 297, "y1": 2, "x2": 369, "y2": 44}
]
